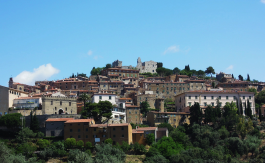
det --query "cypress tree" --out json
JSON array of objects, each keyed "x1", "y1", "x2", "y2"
[
  {"x1": 240, "y1": 99, "x2": 243, "y2": 115},
  {"x1": 259, "y1": 107, "x2": 262, "y2": 122},
  {"x1": 236, "y1": 100, "x2": 240, "y2": 115},
  {"x1": 30, "y1": 110, "x2": 33, "y2": 131},
  {"x1": 244, "y1": 101, "x2": 247, "y2": 116},
  {"x1": 31, "y1": 113, "x2": 39, "y2": 133},
  {"x1": 247, "y1": 99, "x2": 252, "y2": 119}
]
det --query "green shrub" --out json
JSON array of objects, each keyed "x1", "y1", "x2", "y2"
[
  {"x1": 76, "y1": 140, "x2": 84, "y2": 149},
  {"x1": 85, "y1": 141, "x2": 93, "y2": 150},
  {"x1": 146, "y1": 133, "x2": 155, "y2": 145},
  {"x1": 65, "y1": 138, "x2": 76, "y2": 149},
  {"x1": 133, "y1": 142, "x2": 146, "y2": 155},
  {"x1": 104, "y1": 138, "x2": 113, "y2": 144},
  {"x1": 37, "y1": 139, "x2": 50, "y2": 149}
]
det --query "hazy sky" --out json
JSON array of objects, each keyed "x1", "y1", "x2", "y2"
[{"x1": 1, "y1": 0, "x2": 265, "y2": 86}]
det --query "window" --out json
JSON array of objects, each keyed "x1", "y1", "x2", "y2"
[
  {"x1": 250, "y1": 102, "x2": 252, "y2": 106},
  {"x1": 211, "y1": 96, "x2": 214, "y2": 100},
  {"x1": 219, "y1": 96, "x2": 221, "y2": 99},
  {"x1": 188, "y1": 102, "x2": 191, "y2": 106},
  {"x1": 211, "y1": 102, "x2": 214, "y2": 106},
  {"x1": 94, "y1": 128, "x2": 96, "y2": 131},
  {"x1": 249, "y1": 96, "x2": 251, "y2": 99},
  {"x1": 65, "y1": 107, "x2": 67, "y2": 111},
  {"x1": 234, "y1": 96, "x2": 236, "y2": 100},
  {"x1": 60, "y1": 101, "x2": 62, "y2": 105},
  {"x1": 69, "y1": 102, "x2": 71, "y2": 106},
  {"x1": 195, "y1": 96, "x2": 197, "y2": 99},
  {"x1": 113, "y1": 128, "x2": 115, "y2": 131},
  {"x1": 129, "y1": 112, "x2": 131, "y2": 114},
  {"x1": 51, "y1": 101, "x2": 53, "y2": 105},
  {"x1": 109, "y1": 96, "x2": 111, "y2": 100},
  {"x1": 135, "y1": 111, "x2": 137, "y2": 114},
  {"x1": 122, "y1": 127, "x2": 124, "y2": 130},
  {"x1": 113, "y1": 135, "x2": 116, "y2": 137},
  {"x1": 122, "y1": 134, "x2": 124, "y2": 137},
  {"x1": 99, "y1": 96, "x2": 102, "y2": 100},
  {"x1": 86, "y1": 128, "x2": 88, "y2": 131},
  {"x1": 78, "y1": 135, "x2": 81, "y2": 138},
  {"x1": 78, "y1": 129, "x2": 80, "y2": 132},
  {"x1": 86, "y1": 135, "x2": 88, "y2": 138},
  {"x1": 204, "y1": 102, "x2": 207, "y2": 106},
  {"x1": 70, "y1": 129, "x2": 72, "y2": 132},
  {"x1": 243, "y1": 96, "x2": 245, "y2": 99},
  {"x1": 226, "y1": 96, "x2": 228, "y2": 100},
  {"x1": 204, "y1": 96, "x2": 206, "y2": 99},
  {"x1": 55, "y1": 107, "x2": 57, "y2": 111}
]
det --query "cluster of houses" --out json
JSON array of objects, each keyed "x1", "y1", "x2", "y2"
[{"x1": 0, "y1": 58, "x2": 264, "y2": 144}]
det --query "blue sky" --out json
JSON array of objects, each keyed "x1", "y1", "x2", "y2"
[{"x1": 1, "y1": 0, "x2": 265, "y2": 86}]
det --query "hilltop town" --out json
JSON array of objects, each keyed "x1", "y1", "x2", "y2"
[{"x1": 1, "y1": 57, "x2": 265, "y2": 162}]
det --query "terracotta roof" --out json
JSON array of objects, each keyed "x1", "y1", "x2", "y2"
[
  {"x1": 261, "y1": 104, "x2": 265, "y2": 107},
  {"x1": 119, "y1": 98, "x2": 132, "y2": 100},
  {"x1": 46, "y1": 118, "x2": 74, "y2": 122},
  {"x1": 90, "y1": 123, "x2": 129, "y2": 127},
  {"x1": 136, "y1": 127, "x2": 157, "y2": 131},
  {"x1": 65, "y1": 119, "x2": 93, "y2": 123},
  {"x1": 132, "y1": 129, "x2": 144, "y2": 133},
  {"x1": 176, "y1": 90, "x2": 254, "y2": 95},
  {"x1": 177, "y1": 75, "x2": 189, "y2": 77},
  {"x1": 157, "y1": 128, "x2": 168, "y2": 131},
  {"x1": 14, "y1": 97, "x2": 40, "y2": 100}
]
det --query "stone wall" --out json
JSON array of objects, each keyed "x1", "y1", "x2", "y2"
[{"x1": 9, "y1": 110, "x2": 42, "y2": 116}]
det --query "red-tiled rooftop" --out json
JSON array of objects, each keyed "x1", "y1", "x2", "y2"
[
  {"x1": 90, "y1": 123, "x2": 129, "y2": 127},
  {"x1": 64, "y1": 119, "x2": 93, "y2": 123},
  {"x1": 46, "y1": 118, "x2": 74, "y2": 122},
  {"x1": 136, "y1": 127, "x2": 157, "y2": 131},
  {"x1": 126, "y1": 105, "x2": 140, "y2": 108},
  {"x1": 14, "y1": 97, "x2": 40, "y2": 100},
  {"x1": 151, "y1": 111, "x2": 189, "y2": 114},
  {"x1": 132, "y1": 129, "x2": 144, "y2": 133},
  {"x1": 119, "y1": 98, "x2": 132, "y2": 100}
]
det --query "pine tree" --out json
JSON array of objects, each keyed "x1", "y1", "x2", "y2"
[{"x1": 232, "y1": 74, "x2": 234, "y2": 79}]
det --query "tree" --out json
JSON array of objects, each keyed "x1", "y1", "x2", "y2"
[
  {"x1": 197, "y1": 70, "x2": 205, "y2": 78},
  {"x1": 85, "y1": 141, "x2": 93, "y2": 150},
  {"x1": 156, "y1": 67, "x2": 173, "y2": 77},
  {"x1": 157, "y1": 123, "x2": 174, "y2": 133},
  {"x1": 104, "y1": 138, "x2": 113, "y2": 144},
  {"x1": 173, "y1": 67, "x2": 180, "y2": 74},
  {"x1": 132, "y1": 142, "x2": 146, "y2": 155},
  {"x1": 140, "y1": 101, "x2": 150, "y2": 117},
  {"x1": 170, "y1": 127, "x2": 191, "y2": 148},
  {"x1": 16, "y1": 127, "x2": 36, "y2": 143},
  {"x1": 236, "y1": 117, "x2": 254, "y2": 139},
  {"x1": 246, "y1": 99, "x2": 253, "y2": 119},
  {"x1": 185, "y1": 65, "x2": 190, "y2": 71},
  {"x1": 68, "y1": 149, "x2": 93, "y2": 163},
  {"x1": 205, "y1": 66, "x2": 215, "y2": 77},
  {"x1": 248, "y1": 88, "x2": 257, "y2": 96},
  {"x1": 65, "y1": 138, "x2": 76, "y2": 149},
  {"x1": 82, "y1": 101, "x2": 113, "y2": 123},
  {"x1": 78, "y1": 93, "x2": 91, "y2": 106},
  {"x1": 76, "y1": 140, "x2": 84, "y2": 149},
  {"x1": 240, "y1": 99, "x2": 243, "y2": 115},
  {"x1": 238, "y1": 75, "x2": 244, "y2": 81},
  {"x1": 232, "y1": 74, "x2": 234, "y2": 78},
  {"x1": 0, "y1": 142, "x2": 28, "y2": 163},
  {"x1": 259, "y1": 107, "x2": 262, "y2": 122},
  {"x1": 204, "y1": 105, "x2": 215, "y2": 124},
  {"x1": 153, "y1": 137, "x2": 184, "y2": 159},
  {"x1": 157, "y1": 62, "x2": 163, "y2": 68},
  {"x1": 247, "y1": 74, "x2": 250, "y2": 81},
  {"x1": 212, "y1": 82, "x2": 215, "y2": 88},
  {"x1": 30, "y1": 113, "x2": 39, "y2": 133},
  {"x1": 94, "y1": 143, "x2": 126, "y2": 163},
  {"x1": 105, "y1": 64, "x2": 111, "y2": 69},
  {"x1": 223, "y1": 102, "x2": 238, "y2": 118},
  {"x1": 90, "y1": 67, "x2": 104, "y2": 75},
  {"x1": 146, "y1": 133, "x2": 155, "y2": 145},
  {"x1": 0, "y1": 113, "x2": 23, "y2": 129},
  {"x1": 37, "y1": 139, "x2": 50, "y2": 149},
  {"x1": 189, "y1": 102, "x2": 203, "y2": 125}
]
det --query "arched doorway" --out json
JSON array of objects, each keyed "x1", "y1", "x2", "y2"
[{"x1": 59, "y1": 109, "x2": 64, "y2": 114}]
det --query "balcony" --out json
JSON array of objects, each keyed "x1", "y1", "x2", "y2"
[{"x1": 156, "y1": 116, "x2": 169, "y2": 119}]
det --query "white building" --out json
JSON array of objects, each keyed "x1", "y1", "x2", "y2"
[
  {"x1": 175, "y1": 90, "x2": 255, "y2": 115},
  {"x1": 0, "y1": 85, "x2": 28, "y2": 116},
  {"x1": 92, "y1": 93, "x2": 128, "y2": 122},
  {"x1": 13, "y1": 97, "x2": 42, "y2": 109},
  {"x1": 92, "y1": 93, "x2": 116, "y2": 105}
]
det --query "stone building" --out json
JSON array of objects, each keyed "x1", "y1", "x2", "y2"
[
  {"x1": 45, "y1": 118, "x2": 74, "y2": 137},
  {"x1": 147, "y1": 111, "x2": 190, "y2": 128},
  {"x1": 136, "y1": 57, "x2": 157, "y2": 74},
  {"x1": 216, "y1": 72, "x2": 232, "y2": 82},
  {"x1": 112, "y1": 59, "x2": 123, "y2": 68},
  {"x1": 42, "y1": 96, "x2": 77, "y2": 115},
  {"x1": 101, "y1": 67, "x2": 139, "y2": 79},
  {"x1": 9, "y1": 77, "x2": 41, "y2": 93},
  {"x1": 175, "y1": 90, "x2": 255, "y2": 115},
  {"x1": 0, "y1": 85, "x2": 28, "y2": 116},
  {"x1": 126, "y1": 105, "x2": 141, "y2": 124}
]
